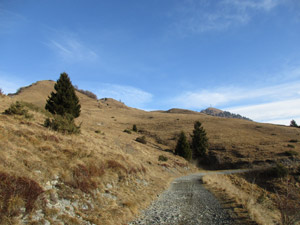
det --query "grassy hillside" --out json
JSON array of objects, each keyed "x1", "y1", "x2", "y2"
[
  {"x1": 0, "y1": 90, "x2": 196, "y2": 224},
  {"x1": 1, "y1": 80, "x2": 300, "y2": 224}
]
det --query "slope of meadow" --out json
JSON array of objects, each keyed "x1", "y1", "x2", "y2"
[
  {"x1": 0, "y1": 85, "x2": 196, "y2": 225},
  {"x1": 1, "y1": 80, "x2": 300, "y2": 224}
]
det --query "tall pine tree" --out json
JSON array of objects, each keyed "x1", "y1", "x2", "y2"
[
  {"x1": 175, "y1": 131, "x2": 192, "y2": 161},
  {"x1": 45, "y1": 72, "x2": 81, "y2": 119},
  {"x1": 191, "y1": 121, "x2": 208, "y2": 159}
]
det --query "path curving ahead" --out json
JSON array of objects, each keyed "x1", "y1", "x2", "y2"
[{"x1": 129, "y1": 170, "x2": 251, "y2": 225}]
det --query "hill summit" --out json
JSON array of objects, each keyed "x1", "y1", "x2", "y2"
[{"x1": 201, "y1": 107, "x2": 252, "y2": 121}]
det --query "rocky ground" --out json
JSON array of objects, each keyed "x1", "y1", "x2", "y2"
[{"x1": 129, "y1": 172, "x2": 246, "y2": 225}]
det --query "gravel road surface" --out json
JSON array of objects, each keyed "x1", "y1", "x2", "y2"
[{"x1": 129, "y1": 170, "x2": 250, "y2": 225}]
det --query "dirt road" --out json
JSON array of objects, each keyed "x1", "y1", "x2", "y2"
[{"x1": 129, "y1": 170, "x2": 251, "y2": 225}]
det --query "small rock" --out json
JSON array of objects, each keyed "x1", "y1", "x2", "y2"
[
  {"x1": 82, "y1": 204, "x2": 89, "y2": 210},
  {"x1": 101, "y1": 193, "x2": 117, "y2": 200},
  {"x1": 50, "y1": 192, "x2": 58, "y2": 203},
  {"x1": 51, "y1": 180, "x2": 58, "y2": 186},
  {"x1": 44, "y1": 181, "x2": 52, "y2": 190}
]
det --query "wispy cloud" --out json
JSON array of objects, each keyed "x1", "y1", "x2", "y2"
[
  {"x1": 0, "y1": 8, "x2": 27, "y2": 34},
  {"x1": 96, "y1": 84, "x2": 153, "y2": 109},
  {"x1": 171, "y1": 79, "x2": 300, "y2": 124},
  {"x1": 173, "y1": 81, "x2": 300, "y2": 109},
  {"x1": 226, "y1": 99, "x2": 300, "y2": 125},
  {"x1": 48, "y1": 34, "x2": 98, "y2": 63},
  {"x1": 224, "y1": 0, "x2": 281, "y2": 11},
  {"x1": 169, "y1": 0, "x2": 282, "y2": 35}
]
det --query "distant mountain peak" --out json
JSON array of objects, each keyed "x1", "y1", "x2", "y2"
[
  {"x1": 165, "y1": 108, "x2": 199, "y2": 114},
  {"x1": 201, "y1": 107, "x2": 252, "y2": 121},
  {"x1": 204, "y1": 107, "x2": 223, "y2": 114}
]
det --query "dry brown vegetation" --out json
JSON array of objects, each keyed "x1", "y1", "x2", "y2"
[
  {"x1": 203, "y1": 168, "x2": 300, "y2": 225},
  {"x1": 0, "y1": 80, "x2": 300, "y2": 224},
  {"x1": 0, "y1": 85, "x2": 196, "y2": 224},
  {"x1": 74, "y1": 85, "x2": 98, "y2": 100},
  {"x1": 203, "y1": 173, "x2": 279, "y2": 224}
]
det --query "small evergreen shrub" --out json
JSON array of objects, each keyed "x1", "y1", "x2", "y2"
[
  {"x1": 158, "y1": 155, "x2": 168, "y2": 161},
  {"x1": 44, "y1": 114, "x2": 80, "y2": 134},
  {"x1": 21, "y1": 101, "x2": 51, "y2": 116},
  {"x1": 175, "y1": 131, "x2": 192, "y2": 161},
  {"x1": 95, "y1": 130, "x2": 104, "y2": 135},
  {"x1": 123, "y1": 129, "x2": 132, "y2": 134},
  {"x1": 0, "y1": 88, "x2": 4, "y2": 96},
  {"x1": 132, "y1": 124, "x2": 138, "y2": 132},
  {"x1": 4, "y1": 101, "x2": 33, "y2": 118},
  {"x1": 289, "y1": 139, "x2": 298, "y2": 143},
  {"x1": 136, "y1": 136, "x2": 147, "y2": 144},
  {"x1": 283, "y1": 150, "x2": 298, "y2": 157},
  {"x1": 287, "y1": 144, "x2": 295, "y2": 148}
]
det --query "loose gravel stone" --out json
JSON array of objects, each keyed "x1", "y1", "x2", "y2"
[{"x1": 129, "y1": 172, "x2": 240, "y2": 225}]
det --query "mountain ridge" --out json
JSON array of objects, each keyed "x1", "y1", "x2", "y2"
[{"x1": 201, "y1": 107, "x2": 252, "y2": 121}]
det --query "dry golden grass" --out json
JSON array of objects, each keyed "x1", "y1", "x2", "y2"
[
  {"x1": 203, "y1": 170, "x2": 300, "y2": 225},
  {"x1": 1, "y1": 80, "x2": 300, "y2": 224},
  {"x1": 203, "y1": 173, "x2": 279, "y2": 224},
  {"x1": 0, "y1": 91, "x2": 197, "y2": 224},
  {"x1": 11, "y1": 80, "x2": 300, "y2": 168}
]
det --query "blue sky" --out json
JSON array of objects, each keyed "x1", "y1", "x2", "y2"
[{"x1": 1, "y1": 0, "x2": 300, "y2": 125}]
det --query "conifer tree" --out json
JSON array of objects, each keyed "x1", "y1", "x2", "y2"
[
  {"x1": 132, "y1": 124, "x2": 138, "y2": 132},
  {"x1": 175, "y1": 131, "x2": 192, "y2": 161},
  {"x1": 290, "y1": 120, "x2": 299, "y2": 128},
  {"x1": 44, "y1": 73, "x2": 81, "y2": 134},
  {"x1": 45, "y1": 72, "x2": 81, "y2": 119},
  {"x1": 191, "y1": 121, "x2": 208, "y2": 159}
]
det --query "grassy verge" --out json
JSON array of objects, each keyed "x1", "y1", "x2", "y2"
[{"x1": 203, "y1": 167, "x2": 300, "y2": 225}]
